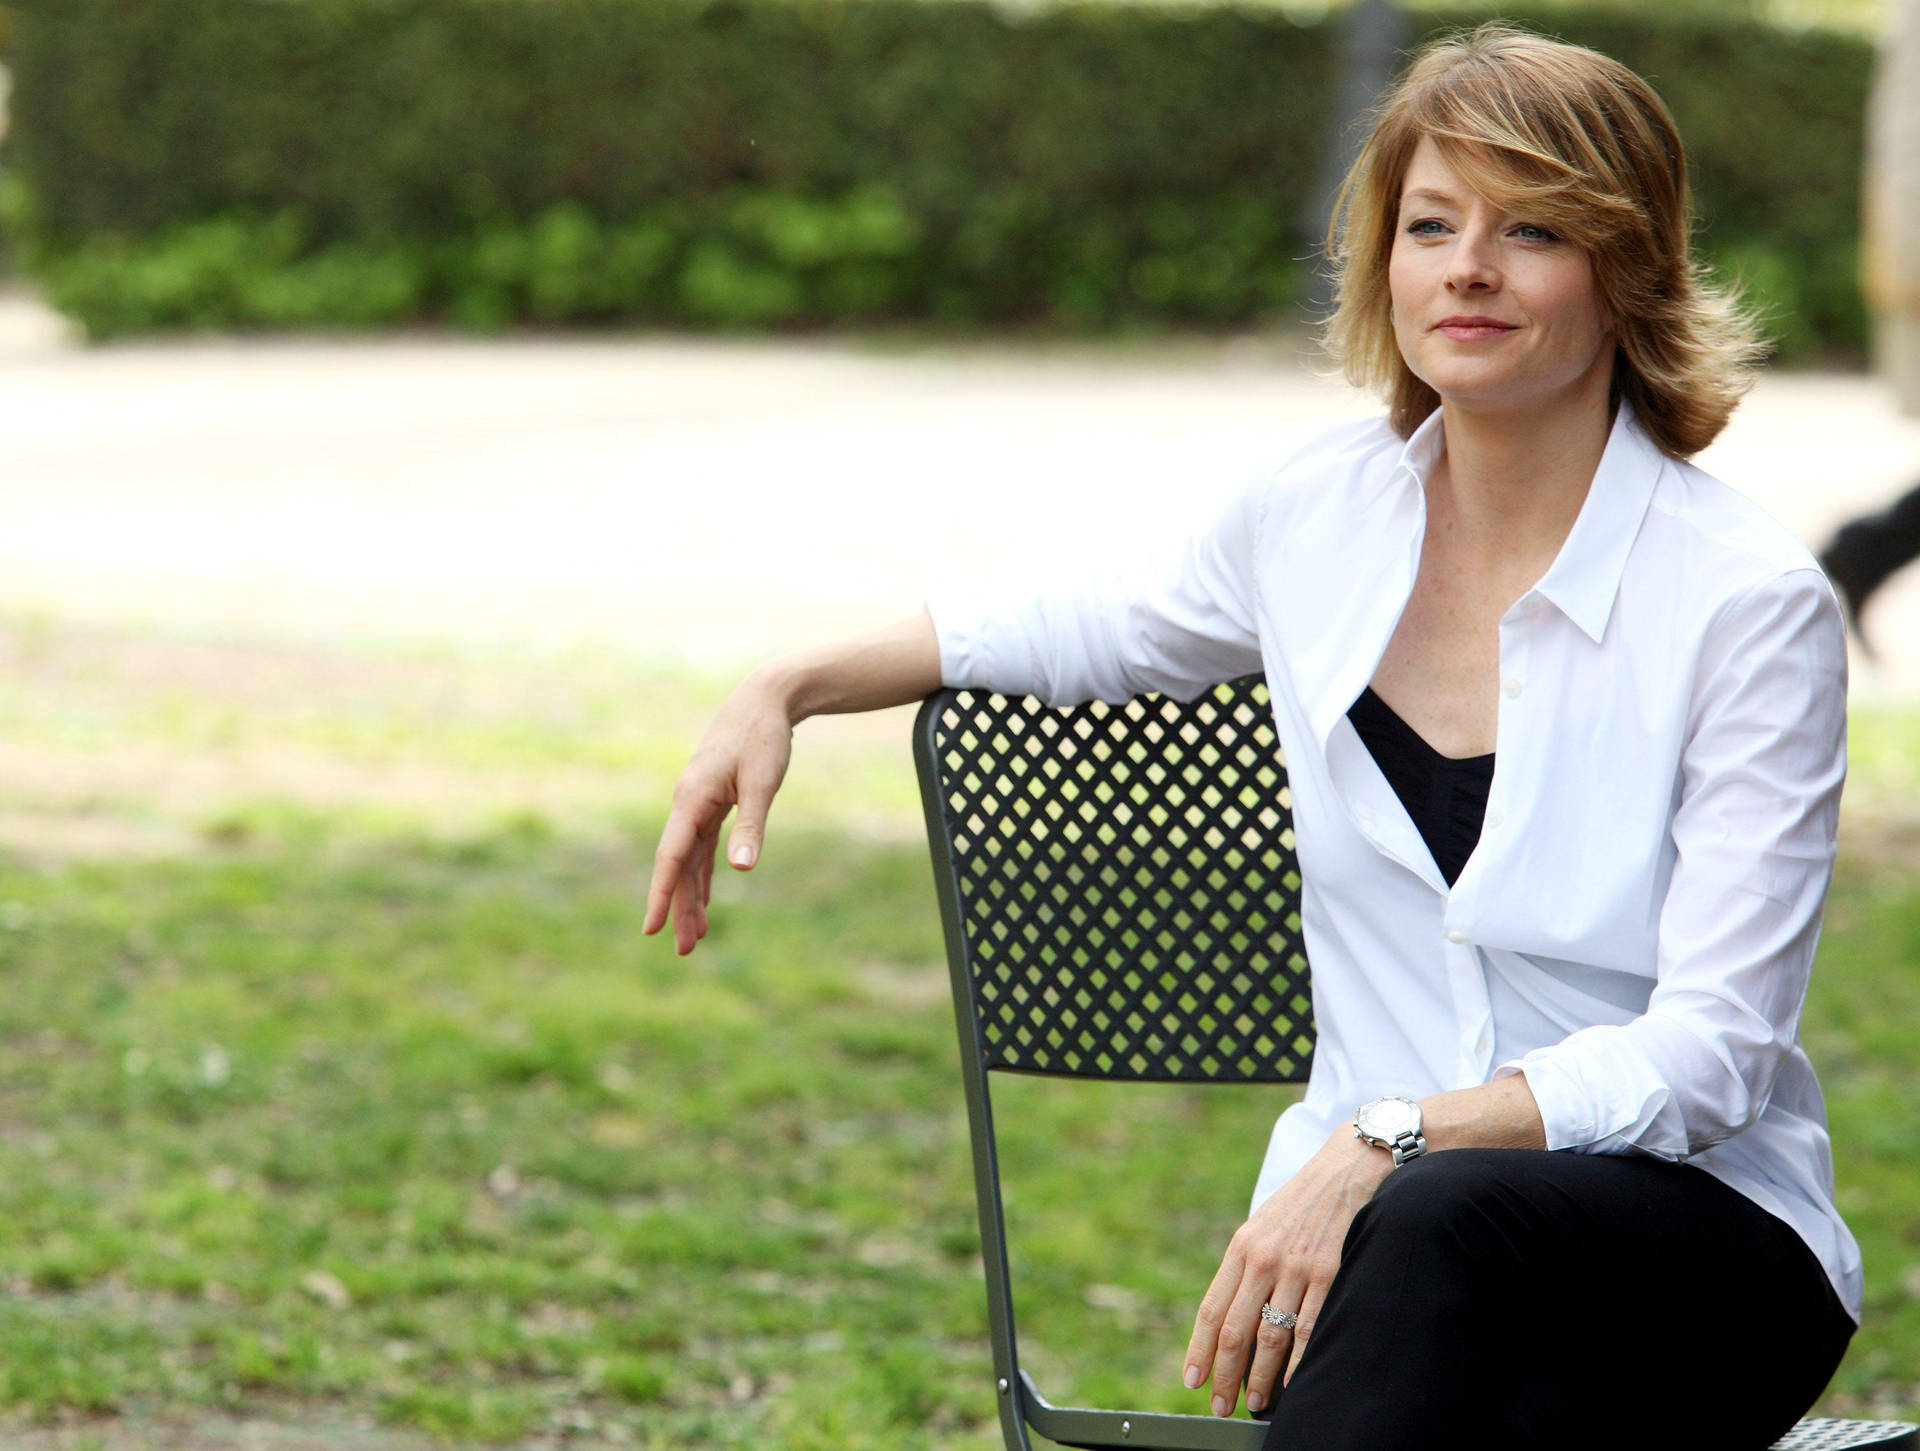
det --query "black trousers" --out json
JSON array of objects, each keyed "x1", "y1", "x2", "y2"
[{"x1": 1251, "y1": 1147, "x2": 1856, "y2": 1451}]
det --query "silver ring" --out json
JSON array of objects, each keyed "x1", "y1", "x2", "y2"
[{"x1": 1259, "y1": 1303, "x2": 1298, "y2": 1330}]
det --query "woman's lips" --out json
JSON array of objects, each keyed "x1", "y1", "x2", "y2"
[{"x1": 1436, "y1": 323, "x2": 1516, "y2": 340}]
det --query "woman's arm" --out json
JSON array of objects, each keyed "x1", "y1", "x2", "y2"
[
  {"x1": 761, "y1": 610, "x2": 944, "y2": 724},
  {"x1": 643, "y1": 611, "x2": 941, "y2": 956},
  {"x1": 1414, "y1": 1072, "x2": 1547, "y2": 1152},
  {"x1": 648, "y1": 458, "x2": 1277, "y2": 956},
  {"x1": 1486, "y1": 566, "x2": 1849, "y2": 1158}
]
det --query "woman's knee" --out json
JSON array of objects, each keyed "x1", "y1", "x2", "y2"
[
  {"x1": 1367, "y1": 1146, "x2": 1518, "y2": 1218},
  {"x1": 1353, "y1": 1148, "x2": 1544, "y2": 1260}
]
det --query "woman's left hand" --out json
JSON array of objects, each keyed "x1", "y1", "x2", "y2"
[{"x1": 1182, "y1": 1128, "x2": 1397, "y2": 1417}]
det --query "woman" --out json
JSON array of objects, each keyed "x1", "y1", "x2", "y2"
[{"x1": 645, "y1": 22, "x2": 1862, "y2": 1449}]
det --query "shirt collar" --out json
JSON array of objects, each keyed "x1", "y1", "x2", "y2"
[{"x1": 1385, "y1": 393, "x2": 1668, "y2": 645}]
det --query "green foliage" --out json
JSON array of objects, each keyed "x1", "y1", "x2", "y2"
[
  {"x1": 13, "y1": 187, "x2": 933, "y2": 339},
  {"x1": 0, "y1": 0, "x2": 1874, "y2": 355}
]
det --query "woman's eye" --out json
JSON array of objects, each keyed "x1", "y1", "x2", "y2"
[{"x1": 1403, "y1": 219, "x2": 1558, "y2": 242}]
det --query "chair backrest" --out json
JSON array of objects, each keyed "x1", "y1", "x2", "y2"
[
  {"x1": 913, "y1": 676, "x2": 1314, "y2": 1086},
  {"x1": 913, "y1": 675, "x2": 1314, "y2": 1451}
]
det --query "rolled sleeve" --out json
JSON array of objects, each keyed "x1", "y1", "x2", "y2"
[
  {"x1": 923, "y1": 580, "x2": 1038, "y2": 695},
  {"x1": 922, "y1": 468, "x2": 1268, "y2": 705},
  {"x1": 1490, "y1": 568, "x2": 1847, "y2": 1159}
]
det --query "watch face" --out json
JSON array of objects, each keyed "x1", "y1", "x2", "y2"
[{"x1": 1360, "y1": 1098, "x2": 1419, "y2": 1138}]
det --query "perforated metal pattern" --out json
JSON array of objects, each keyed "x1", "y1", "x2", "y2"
[
  {"x1": 923, "y1": 676, "x2": 1312, "y2": 1082},
  {"x1": 1768, "y1": 1419, "x2": 1918, "y2": 1450}
]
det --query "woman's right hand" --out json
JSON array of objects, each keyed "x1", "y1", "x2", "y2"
[
  {"x1": 643, "y1": 669, "x2": 796, "y2": 956},
  {"x1": 643, "y1": 612, "x2": 945, "y2": 957}
]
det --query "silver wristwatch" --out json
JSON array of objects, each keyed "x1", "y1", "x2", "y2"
[{"x1": 1353, "y1": 1094, "x2": 1428, "y2": 1166}]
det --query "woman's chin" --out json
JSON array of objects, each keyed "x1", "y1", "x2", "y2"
[
  {"x1": 1427, "y1": 379, "x2": 1520, "y2": 411},
  {"x1": 1424, "y1": 373, "x2": 1558, "y2": 415}
]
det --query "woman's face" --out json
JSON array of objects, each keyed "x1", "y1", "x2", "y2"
[{"x1": 1388, "y1": 134, "x2": 1615, "y2": 417}]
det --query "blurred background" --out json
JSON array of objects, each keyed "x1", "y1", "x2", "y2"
[{"x1": 0, "y1": 0, "x2": 1917, "y2": 1446}]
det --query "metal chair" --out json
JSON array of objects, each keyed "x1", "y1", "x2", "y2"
[{"x1": 911, "y1": 675, "x2": 1917, "y2": 1451}]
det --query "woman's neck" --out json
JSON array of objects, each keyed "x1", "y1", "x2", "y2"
[{"x1": 1424, "y1": 391, "x2": 1618, "y2": 579}]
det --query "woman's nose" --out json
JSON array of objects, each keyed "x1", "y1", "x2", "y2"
[{"x1": 1446, "y1": 226, "x2": 1502, "y2": 291}]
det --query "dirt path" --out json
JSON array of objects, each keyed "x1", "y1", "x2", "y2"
[{"x1": 3, "y1": 298, "x2": 1917, "y2": 698}]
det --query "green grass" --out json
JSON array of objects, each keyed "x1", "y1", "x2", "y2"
[
  {"x1": 0, "y1": 610, "x2": 1915, "y2": 1443},
  {"x1": 0, "y1": 807, "x2": 1299, "y2": 1446}
]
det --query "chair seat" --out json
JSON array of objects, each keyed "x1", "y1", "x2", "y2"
[
  {"x1": 1014, "y1": 1370, "x2": 1919, "y2": 1451},
  {"x1": 1769, "y1": 1421, "x2": 1920, "y2": 1450}
]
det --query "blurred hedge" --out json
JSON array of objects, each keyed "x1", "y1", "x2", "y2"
[{"x1": 0, "y1": 0, "x2": 1872, "y2": 356}]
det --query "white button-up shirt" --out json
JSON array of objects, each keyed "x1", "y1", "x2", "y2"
[{"x1": 923, "y1": 393, "x2": 1861, "y2": 1327}]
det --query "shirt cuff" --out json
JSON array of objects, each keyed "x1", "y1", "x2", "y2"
[
  {"x1": 1489, "y1": 1020, "x2": 1690, "y2": 1158},
  {"x1": 922, "y1": 585, "x2": 1034, "y2": 694}
]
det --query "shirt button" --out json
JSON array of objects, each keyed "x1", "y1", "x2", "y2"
[
  {"x1": 1503, "y1": 679, "x2": 1523, "y2": 699},
  {"x1": 1447, "y1": 928, "x2": 1468, "y2": 945},
  {"x1": 1486, "y1": 807, "x2": 1504, "y2": 828}
]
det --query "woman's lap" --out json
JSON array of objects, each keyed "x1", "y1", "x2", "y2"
[{"x1": 1253, "y1": 1147, "x2": 1855, "y2": 1451}]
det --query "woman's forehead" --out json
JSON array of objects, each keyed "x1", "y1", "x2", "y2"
[
  {"x1": 1403, "y1": 136, "x2": 1478, "y2": 187},
  {"x1": 1398, "y1": 139, "x2": 1523, "y2": 208}
]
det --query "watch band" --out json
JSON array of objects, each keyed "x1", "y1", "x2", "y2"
[{"x1": 1382, "y1": 1124, "x2": 1428, "y2": 1166}]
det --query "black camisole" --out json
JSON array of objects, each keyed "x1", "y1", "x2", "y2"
[{"x1": 1346, "y1": 685, "x2": 1495, "y2": 887}]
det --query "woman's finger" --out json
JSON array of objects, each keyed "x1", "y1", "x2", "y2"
[
  {"x1": 1182, "y1": 1243, "x2": 1245, "y2": 1399},
  {"x1": 694, "y1": 815, "x2": 720, "y2": 934},
  {"x1": 1207, "y1": 1274, "x2": 1274, "y2": 1417},
  {"x1": 691, "y1": 812, "x2": 713, "y2": 894},
  {"x1": 726, "y1": 741, "x2": 787, "y2": 871},
  {"x1": 670, "y1": 860, "x2": 702, "y2": 954},
  {"x1": 644, "y1": 807, "x2": 704, "y2": 939},
  {"x1": 1282, "y1": 1280, "x2": 1331, "y2": 1389},
  {"x1": 1242, "y1": 1287, "x2": 1301, "y2": 1414}
]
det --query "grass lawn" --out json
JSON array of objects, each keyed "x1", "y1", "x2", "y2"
[{"x1": 0, "y1": 610, "x2": 1915, "y2": 1447}]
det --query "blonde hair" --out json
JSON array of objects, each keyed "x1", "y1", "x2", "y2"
[{"x1": 1315, "y1": 20, "x2": 1769, "y2": 459}]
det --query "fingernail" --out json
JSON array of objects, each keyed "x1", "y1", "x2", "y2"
[
  {"x1": 1183, "y1": 1366, "x2": 1200, "y2": 1389},
  {"x1": 731, "y1": 844, "x2": 753, "y2": 867},
  {"x1": 1247, "y1": 1392, "x2": 1264, "y2": 1413},
  {"x1": 1212, "y1": 1396, "x2": 1228, "y2": 1418}
]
